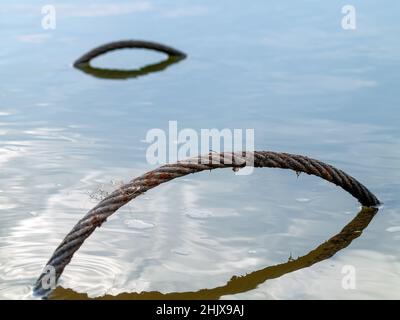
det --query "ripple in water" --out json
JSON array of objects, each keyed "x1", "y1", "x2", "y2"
[
  {"x1": 124, "y1": 219, "x2": 155, "y2": 230},
  {"x1": 185, "y1": 208, "x2": 213, "y2": 219},
  {"x1": 386, "y1": 226, "x2": 400, "y2": 232}
]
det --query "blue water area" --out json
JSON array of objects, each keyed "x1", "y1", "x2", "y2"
[{"x1": 0, "y1": 1, "x2": 399, "y2": 299}]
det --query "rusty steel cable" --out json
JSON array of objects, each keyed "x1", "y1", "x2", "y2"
[
  {"x1": 73, "y1": 40, "x2": 187, "y2": 67},
  {"x1": 33, "y1": 151, "x2": 380, "y2": 297}
]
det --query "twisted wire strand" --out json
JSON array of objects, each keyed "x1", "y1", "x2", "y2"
[
  {"x1": 73, "y1": 40, "x2": 187, "y2": 67},
  {"x1": 33, "y1": 151, "x2": 380, "y2": 296}
]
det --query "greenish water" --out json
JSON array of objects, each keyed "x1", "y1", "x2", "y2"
[{"x1": 0, "y1": 1, "x2": 399, "y2": 299}]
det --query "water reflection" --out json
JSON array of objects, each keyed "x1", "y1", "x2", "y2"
[
  {"x1": 49, "y1": 207, "x2": 378, "y2": 299},
  {"x1": 1, "y1": 0, "x2": 399, "y2": 300},
  {"x1": 74, "y1": 56, "x2": 185, "y2": 80}
]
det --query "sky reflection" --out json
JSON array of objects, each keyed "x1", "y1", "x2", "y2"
[{"x1": 0, "y1": 0, "x2": 399, "y2": 299}]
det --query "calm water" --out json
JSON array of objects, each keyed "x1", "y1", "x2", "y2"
[{"x1": 1, "y1": 1, "x2": 399, "y2": 299}]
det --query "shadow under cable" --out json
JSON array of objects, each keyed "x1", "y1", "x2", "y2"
[
  {"x1": 74, "y1": 56, "x2": 185, "y2": 80},
  {"x1": 50, "y1": 207, "x2": 378, "y2": 299}
]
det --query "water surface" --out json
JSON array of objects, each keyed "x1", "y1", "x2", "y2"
[{"x1": 0, "y1": 0, "x2": 399, "y2": 299}]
